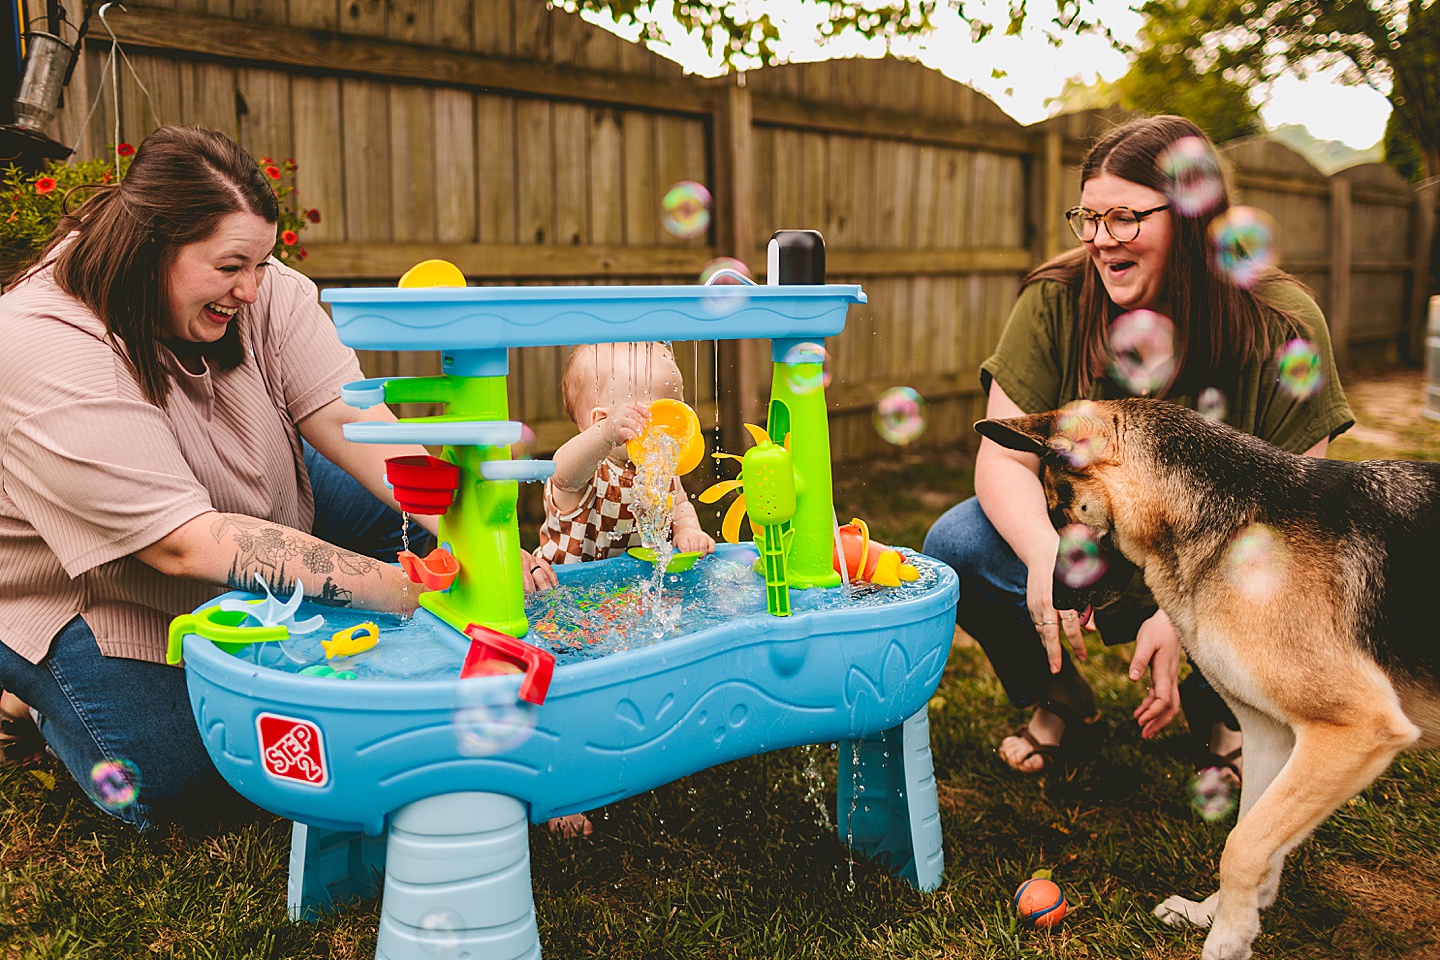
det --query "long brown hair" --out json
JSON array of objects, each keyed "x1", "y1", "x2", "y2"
[
  {"x1": 1026, "y1": 115, "x2": 1296, "y2": 398},
  {"x1": 37, "y1": 126, "x2": 279, "y2": 408}
]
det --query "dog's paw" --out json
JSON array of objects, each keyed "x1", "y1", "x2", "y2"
[
  {"x1": 1154, "y1": 893, "x2": 1216, "y2": 928},
  {"x1": 1201, "y1": 920, "x2": 1258, "y2": 960}
]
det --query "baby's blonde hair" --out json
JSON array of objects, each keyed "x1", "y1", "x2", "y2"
[{"x1": 560, "y1": 342, "x2": 681, "y2": 425}]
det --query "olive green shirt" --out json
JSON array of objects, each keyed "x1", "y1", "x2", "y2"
[
  {"x1": 980, "y1": 278, "x2": 1354, "y2": 454},
  {"x1": 979, "y1": 278, "x2": 1354, "y2": 628}
]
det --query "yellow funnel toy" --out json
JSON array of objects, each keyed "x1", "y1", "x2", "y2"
[
  {"x1": 627, "y1": 398, "x2": 704, "y2": 475},
  {"x1": 398, "y1": 259, "x2": 466, "y2": 288}
]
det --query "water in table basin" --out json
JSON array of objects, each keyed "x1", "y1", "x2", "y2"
[{"x1": 233, "y1": 544, "x2": 945, "y2": 679}]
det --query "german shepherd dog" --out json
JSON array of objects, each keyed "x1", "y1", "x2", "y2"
[{"x1": 976, "y1": 399, "x2": 1440, "y2": 960}]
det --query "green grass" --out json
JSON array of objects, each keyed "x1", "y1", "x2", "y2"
[{"x1": 4, "y1": 368, "x2": 1439, "y2": 958}]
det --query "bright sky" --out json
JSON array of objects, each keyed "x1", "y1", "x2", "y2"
[{"x1": 581, "y1": 0, "x2": 1392, "y2": 148}]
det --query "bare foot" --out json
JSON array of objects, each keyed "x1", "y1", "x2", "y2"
[
  {"x1": 547, "y1": 813, "x2": 593, "y2": 838},
  {"x1": 0, "y1": 691, "x2": 30, "y2": 720}
]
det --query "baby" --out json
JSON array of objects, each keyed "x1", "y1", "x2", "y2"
[{"x1": 538, "y1": 341, "x2": 715, "y2": 565}]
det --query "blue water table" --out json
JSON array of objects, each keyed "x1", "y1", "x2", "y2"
[{"x1": 169, "y1": 232, "x2": 959, "y2": 959}]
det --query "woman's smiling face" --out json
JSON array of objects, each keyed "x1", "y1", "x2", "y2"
[
  {"x1": 1079, "y1": 173, "x2": 1174, "y2": 314},
  {"x1": 163, "y1": 211, "x2": 276, "y2": 343}
]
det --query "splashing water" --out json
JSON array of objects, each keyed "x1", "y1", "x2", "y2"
[{"x1": 631, "y1": 427, "x2": 681, "y2": 630}]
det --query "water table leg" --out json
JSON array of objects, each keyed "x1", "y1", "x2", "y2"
[
  {"x1": 288, "y1": 822, "x2": 388, "y2": 921},
  {"x1": 375, "y1": 792, "x2": 541, "y2": 960},
  {"x1": 836, "y1": 707, "x2": 944, "y2": 891}
]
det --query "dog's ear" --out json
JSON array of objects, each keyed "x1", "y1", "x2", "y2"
[{"x1": 975, "y1": 413, "x2": 1053, "y2": 457}]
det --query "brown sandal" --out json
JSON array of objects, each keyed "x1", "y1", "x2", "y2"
[{"x1": 1002, "y1": 698, "x2": 1105, "y2": 774}]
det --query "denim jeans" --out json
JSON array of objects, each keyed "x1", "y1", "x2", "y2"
[
  {"x1": 0, "y1": 443, "x2": 435, "y2": 832},
  {"x1": 924, "y1": 497, "x2": 1234, "y2": 732}
]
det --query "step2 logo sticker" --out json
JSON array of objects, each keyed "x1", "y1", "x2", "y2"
[{"x1": 256, "y1": 713, "x2": 329, "y2": 787}]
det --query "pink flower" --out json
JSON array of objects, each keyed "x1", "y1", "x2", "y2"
[
  {"x1": 265, "y1": 165, "x2": 282, "y2": 180},
  {"x1": 281, "y1": 230, "x2": 298, "y2": 245},
  {"x1": 34, "y1": 177, "x2": 56, "y2": 195}
]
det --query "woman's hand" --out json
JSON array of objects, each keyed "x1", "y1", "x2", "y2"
[
  {"x1": 1130, "y1": 608, "x2": 1182, "y2": 738},
  {"x1": 522, "y1": 550, "x2": 557, "y2": 592},
  {"x1": 1024, "y1": 536, "x2": 1092, "y2": 673}
]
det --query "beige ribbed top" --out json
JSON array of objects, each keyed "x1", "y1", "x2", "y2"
[{"x1": 0, "y1": 259, "x2": 361, "y2": 665}]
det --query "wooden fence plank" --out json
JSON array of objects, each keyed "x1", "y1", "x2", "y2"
[
  {"x1": 588, "y1": 107, "x2": 625, "y2": 246},
  {"x1": 388, "y1": 84, "x2": 436, "y2": 244},
  {"x1": 291, "y1": 75, "x2": 346, "y2": 242},
  {"x1": 515, "y1": 99, "x2": 555, "y2": 245},
  {"x1": 553, "y1": 101, "x2": 590, "y2": 245},
  {"x1": 621, "y1": 111, "x2": 657, "y2": 246},
  {"x1": 433, "y1": 89, "x2": 478, "y2": 243},
  {"x1": 476, "y1": 93, "x2": 518, "y2": 243},
  {"x1": 236, "y1": 67, "x2": 292, "y2": 164},
  {"x1": 339, "y1": 78, "x2": 393, "y2": 242}
]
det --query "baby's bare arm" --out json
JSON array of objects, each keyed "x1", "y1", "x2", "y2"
[
  {"x1": 671, "y1": 478, "x2": 715, "y2": 554},
  {"x1": 549, "y1": 403, "x2": 649, "y2": 513}
]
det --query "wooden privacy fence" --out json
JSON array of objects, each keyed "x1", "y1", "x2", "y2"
[{"x1": 40, "y1": 0, "x2": 1440, "y2": 464}]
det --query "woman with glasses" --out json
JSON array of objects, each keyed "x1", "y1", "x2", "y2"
[{"x1": 924, "y1": 116, "x2": 1353, "y2": 779}]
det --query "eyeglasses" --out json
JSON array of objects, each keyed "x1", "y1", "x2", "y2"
[{"x1": 1065, "y1": 205, "x2": 1170, "y2": 243}]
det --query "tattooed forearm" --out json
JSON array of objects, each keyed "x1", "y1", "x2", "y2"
[{"x1": 211, "y1": 514, "x2": 387, "y2": 608}]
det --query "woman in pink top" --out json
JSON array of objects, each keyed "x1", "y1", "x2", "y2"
[{"x1": 0, "y1": 126, "x2": 556, "y2": 831}]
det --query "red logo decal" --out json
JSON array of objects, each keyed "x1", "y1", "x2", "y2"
[{"x1": 256, "y1": 713, "x2": 329, "y2": 787}]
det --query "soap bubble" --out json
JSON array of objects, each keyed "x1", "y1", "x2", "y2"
[
  {"x1": 1050, "y1": 400, "x2": 1109, "y2": 468},
  {"x1": 1275, "y1": 338, "x2": 1323, "y2": 400},
  {"x1": 1197, "y1": 387, "x2": 1228, "y2": 421},
  {"x1": 513, "y1": 423, "x2": 537, "y2": 459},
  {"x1": 699, "y1": 257, "x2": 751, "y2": 317},
  {"x1": 452, "y1": 680, "x2": 538, "y2": 757},
  {"x1": 1056, "y1": 523, "x2": 1107, "y2": 589},
  {"x1": 700, "y1": 257, "x2": 751, "y2": 284},
  {"x1": 1189, "y1": 766, "x2": 1237, "y2": 822},
  {"x1": 418, "y1": 908, "x2": 464, "y2": 955},
  {"x1": 1210, "y1": 206, "x2": 1276, "y2": 288},
  {"x1": 661, "y1": 181, "x2": 711, "y2": 239},
  {"x1": 90, "y1": 758, "x2": 141, "y2": 811},
  {"x1": 1158, "y1": 136, "x2": 1225, "y2": 218},
  {"x1": 1107, "y1": 309, "x2": 1176, "y2": 396},
  {"x1": 1224, "y1": 524, "x2": 1285, "y2": 601},
  {"x1": 873, "y1": 387, "x2": 927, "y2": 445},
  {"x1": 781, "y1": 342, "x2": 832, "y2": 395}
]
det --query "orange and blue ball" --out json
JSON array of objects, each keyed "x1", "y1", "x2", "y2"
[{"x1": 1014, "y1": 877, "x2": 1067, "y2": 928}]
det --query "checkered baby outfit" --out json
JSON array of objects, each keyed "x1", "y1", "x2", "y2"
[{"x1": 538, "y1": 458, "x2": 645, "y2": 564}]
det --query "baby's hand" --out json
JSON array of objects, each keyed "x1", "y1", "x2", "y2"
[
  {"x1": 674, "y1": 528, "x2": 716, "y2": 555},
  {"x1": 600, "y1": 402, "x2": 649, "y2": 446}
]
